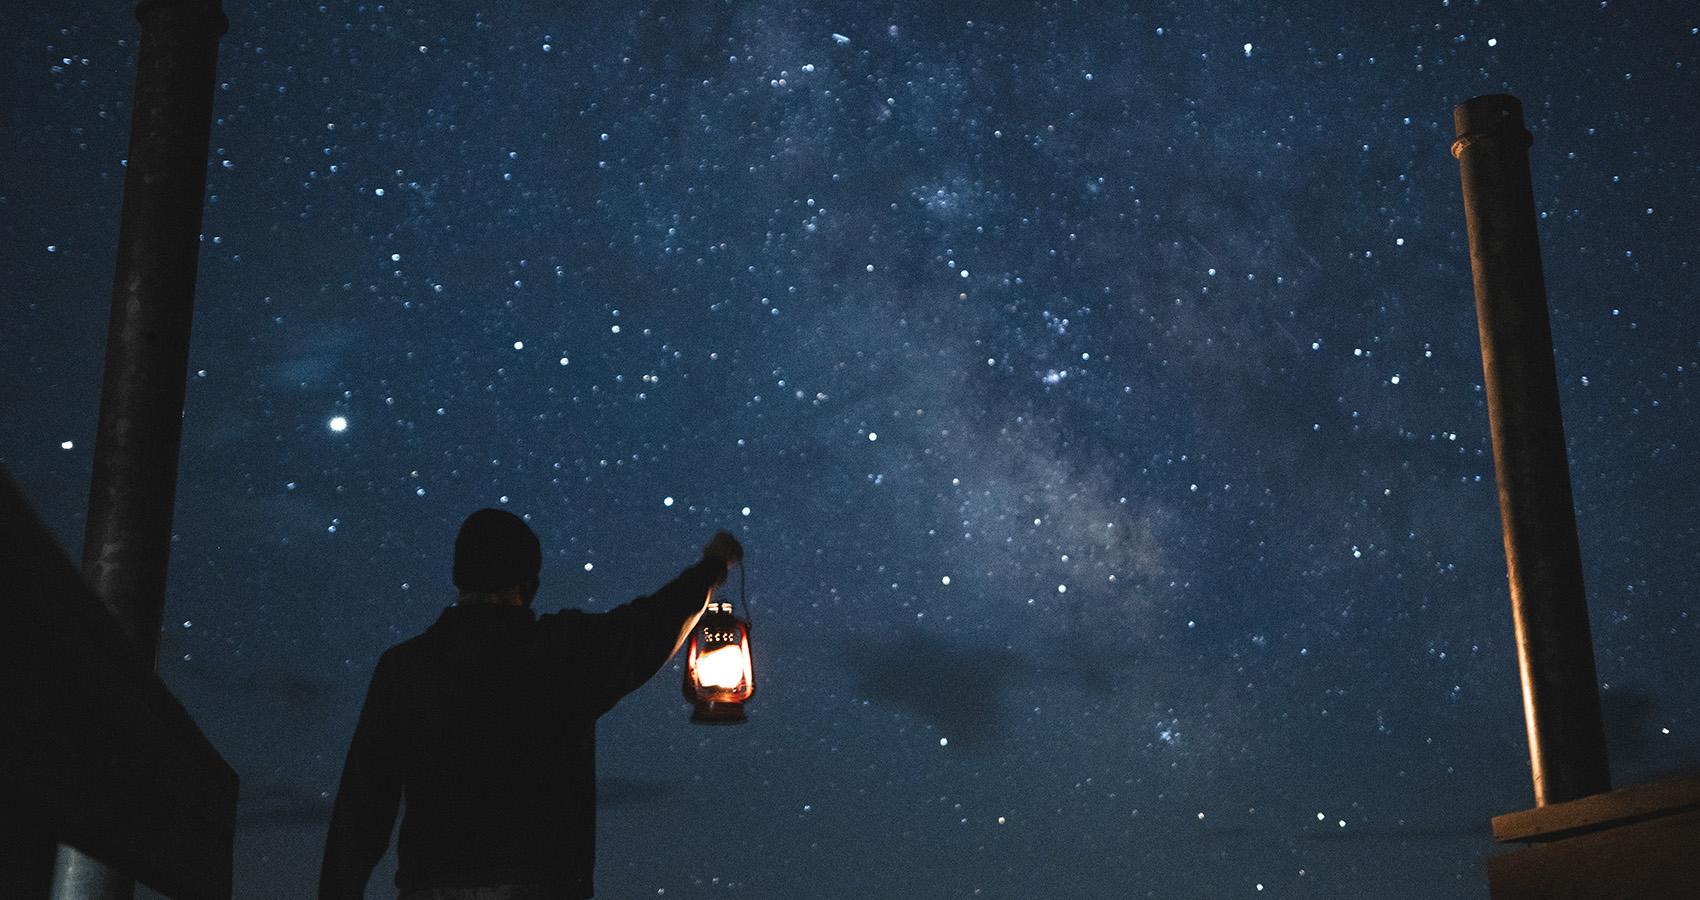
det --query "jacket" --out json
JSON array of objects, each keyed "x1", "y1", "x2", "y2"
[{"x1": 319, "y1": 557, "x2": 724, "y2": 899}]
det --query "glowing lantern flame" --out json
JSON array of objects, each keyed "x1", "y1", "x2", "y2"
[{"x1": 694, "y1": 644, "x2": 750, "y2": 690}]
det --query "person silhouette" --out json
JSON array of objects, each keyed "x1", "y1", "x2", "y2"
[{"x1": 319, "y1": 509, "x2": 742, "y2": 900}]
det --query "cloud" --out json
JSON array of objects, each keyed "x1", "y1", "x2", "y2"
[
  {"x1": 237, "y1": 776, "x2": 683, "y2": 834},
  {"x1": 239, "y1": 781, "x2": 332, "y2": 831},
  {"x1": 1600, "y1": 683, "x2": 1697, "y2": 782},
  {"x1": 845, "y1": 631, "x2": 1035, "y2": 749},
  {"x1": 169, "y1": 658, "x2": 338, "y2": 719},
  {"x1": 1299, "y1": 821, "x2": 1488, "y2": 842},
  {"x1": 596, "y1": 776, "x2": 685, "y2": 810},
  {"x1": 264, "y1": 322, "x2": 357, "y2": 390}
]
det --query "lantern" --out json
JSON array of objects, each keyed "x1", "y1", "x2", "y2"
[{"x1": 682, "y1": 596, "x2": 755, "y2": 723}]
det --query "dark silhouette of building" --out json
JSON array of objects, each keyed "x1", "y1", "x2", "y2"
[{"x1": 0, "y1": 469, "x2": 237, "y2": 900}]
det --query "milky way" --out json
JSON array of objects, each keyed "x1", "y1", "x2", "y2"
[{"x1": 5, "y1": 3, "x2": 1698, "y2": 897}]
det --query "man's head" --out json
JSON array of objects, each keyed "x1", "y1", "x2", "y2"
[{"x1": 453, "y1": 508, "x2": 541, "y2": 605}]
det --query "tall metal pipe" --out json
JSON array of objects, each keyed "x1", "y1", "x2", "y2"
[
  {"x1": 1451, "y1": 94, "x2": 1611, "y2": 806},
  {"x1": 54, "y1": 1, "x2": 227, "y2": 897}
]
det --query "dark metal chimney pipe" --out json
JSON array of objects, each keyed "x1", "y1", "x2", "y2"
[
  {"x1": 53, "y1": 1, "x2": 227, "y2": 898},
  {"x1": 1451, "y1": 94, "x2": 1611, "y2": 807}
]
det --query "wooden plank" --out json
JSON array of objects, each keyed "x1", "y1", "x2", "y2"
[
  {"x1": 0, "y1": 469, "x2": 237, "y2": 900},
  {"x1": 1489, "y1": 807, "x2": 1700, "y2": 899},
  {"x1": 1492, "y1": 771, "x2": 1700, "y2": 843}
]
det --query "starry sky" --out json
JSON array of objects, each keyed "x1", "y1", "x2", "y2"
[{"x1": 5, "y1": 2, "x2": 1699, "y2": 897}]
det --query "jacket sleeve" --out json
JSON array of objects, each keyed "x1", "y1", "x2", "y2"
[
  {"x1": 319, "y1": 652, "x2": 404, "y2": 900},
  {"x1": 564, "y1": 556, "x2": 724, "y2": 716}
]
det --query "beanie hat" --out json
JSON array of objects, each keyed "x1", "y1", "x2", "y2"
[{"x1": 453, "y1": 508, "x2": 542, "y2": 592}]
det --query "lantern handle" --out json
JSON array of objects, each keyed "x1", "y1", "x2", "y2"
[{"x1": 736, "y1": 557, "x2": 752, "y2": 626}]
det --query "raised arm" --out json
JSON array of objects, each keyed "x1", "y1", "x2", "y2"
[{"x1": 568, "y1": 532, "x2": 742, "y2": 715}]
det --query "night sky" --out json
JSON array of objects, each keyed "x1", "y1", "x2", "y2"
[{"x1": 5, "y1": 2, "x2": 1699, "y2": 897}]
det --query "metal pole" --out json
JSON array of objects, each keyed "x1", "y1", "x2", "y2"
[
  {"x1": 1451, "y1": 94, "x2": 1611, "y2": 806},
  {"x1": 54, "y1": 1, "x2": 227, "y2": 897}
]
